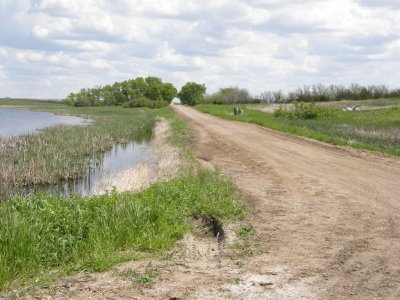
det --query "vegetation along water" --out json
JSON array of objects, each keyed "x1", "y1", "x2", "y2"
[
  {"x1": 0, "y1": 101, "x2": 155, "y2": 197},
  {"x1": 0, "y1": 99, "x2": 245, "y2": 291}
]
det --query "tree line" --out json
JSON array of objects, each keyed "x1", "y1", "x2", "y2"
[
  {"x1": 259, "y1": 84, "x2": 400, "y2": 103},
  {"x1": 179, "y1": 83, "x2": 400, "y2": 105},
  {"x1": 63, "y1": 76, "x2": 177, "y2": 108},
  {"x1": 63, "y1": 78, "x2": 400, "y2": 108}
]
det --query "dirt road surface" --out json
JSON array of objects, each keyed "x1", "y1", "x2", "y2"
[{"x1": 171, "y1": 105, "x2": 400, "y2": 299}]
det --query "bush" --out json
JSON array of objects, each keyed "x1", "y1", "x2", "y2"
[
  {"x1": 122, "y1": 97, "x2": 169, "y2": 109},
  {"x1": 274, "y1": 102, "x2": 338, "y2": 119}
]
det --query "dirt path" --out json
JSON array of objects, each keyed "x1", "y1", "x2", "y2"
[{"x1": 171, "y1": 105, "x2": 400, "y2": 299}]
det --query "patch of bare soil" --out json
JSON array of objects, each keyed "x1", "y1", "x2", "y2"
[
  {"x1": 248, "y1": 103, "x2": 293, "y2": 113},
  {"x1": 6, "y1": 107, "x2": 400, "y2": 299}
]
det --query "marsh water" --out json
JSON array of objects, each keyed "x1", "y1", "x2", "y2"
[
  {"x1": 29, "y1": 141, "x2": 153, "y2": 197},
  {"x1": 0, "y1": 108, "x2": 153, "y2": 198},
  {"x1": 0, "y1": 108, "x2": 89, "y2": 138}
]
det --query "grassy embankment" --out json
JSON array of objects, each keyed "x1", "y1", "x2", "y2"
[
  {"x1": 0, "y1": 100, "x2": 245, "y2": 291},
  {"x1": 196, "y1": 98, "x2": 400, "y2": 156}
]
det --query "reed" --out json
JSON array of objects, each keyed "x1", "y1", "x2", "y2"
[{"x1": 0, "y1": 105, "x2": 155, "y2": 196}]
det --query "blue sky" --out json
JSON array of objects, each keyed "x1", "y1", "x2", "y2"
[{"x1": 0, "y1": 0, "x2": 399, "y2": 99}]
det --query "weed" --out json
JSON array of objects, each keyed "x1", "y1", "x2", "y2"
[
  {"x1": 233, "y1": 241, "x2": 253, "y2": 257},
  {"x1": 235, "y1": 225, "x2": 256, "y2": 238},
  {"x1": 230, "y1": 278, "x2": 241, "y2": 285},
  {"x1": 115, "y1": 266, "x2": 158, "y2": 287}
]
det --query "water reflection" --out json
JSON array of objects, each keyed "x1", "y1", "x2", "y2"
[
  {"x1": 0, "y1": 108, "x2": 88, "y2": 138},
  {"x1": 30, "y1": 141, "x2": 153, "y2": 198}
]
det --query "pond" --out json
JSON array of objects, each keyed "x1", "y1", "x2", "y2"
[
  {"x1": 0, "y1": 108, "x2": 154, "y2": 198},
  {"x1": 0, "y1": 108, "x2": 88, "y2": 138}
]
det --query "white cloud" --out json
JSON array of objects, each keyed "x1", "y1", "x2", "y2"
[
  {"x1": 0, "y1": 49, "x2": 8, "y2": 58},
  {"x1": 0, "y1": 0, "x2": 399, "y2": 98},
  {"x1": 32, "y1": 25, "x2": 49, "y2": 37}
]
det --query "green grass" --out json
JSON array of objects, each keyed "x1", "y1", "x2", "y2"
[
  {"x1": 0, "y1": 101, "x2": 156, "y2": 196},
  {"x1": 235, "y1": 225, "x2": 256, "y2": 238},
  {"x1": 196, "y1": 102, "x2": 400, "y2": 156},
  {"x1": 0, "y1": 169, "x2": 245, "y2": 291},
  {"x1": 0, "y1": 100, "x2": 246, "y2": 292}
]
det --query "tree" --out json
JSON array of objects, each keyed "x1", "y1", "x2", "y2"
[
  {"x1": 178, "y1": 82, "x2": 206, "y2": 106},
  {"x1": 144, "y1": 76, "x2": 163, "y2": 100},
  {"x1": 214, "y1": 86, "x2": 251, "y2": 104},
  {"x1": 161, "y1": 82, "x2": 177, "y2": 103},
  {"x1": 62, "y1": 76, "x2": 177, "y2": 107},
  {"x1": 102, "y1": 85, "x2": 117, "y2": 105}
]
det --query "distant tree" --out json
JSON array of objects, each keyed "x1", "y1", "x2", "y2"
[
  {"x1": 73, "y1": 88, "x2": 98, "y2": 107},
  {"x1": 259, "y1": 91, "x2": 274, "y2": 103},
  {"x1": 102, "y1": 85, "x2": 117, "y2": 105},
  {"x1": 62, "y1": 76, "x2": 177, "y2": 107},
  {"x1": 178, "y1": 82, "x2": 206, "y2": 106},
  {"x1": 207, "y1": 86, "x2": 251, "y2": 104}
]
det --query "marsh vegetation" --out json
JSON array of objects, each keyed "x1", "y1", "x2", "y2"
[{"x1": 0, "y1": 104, "x2": 155, "y2": 197}]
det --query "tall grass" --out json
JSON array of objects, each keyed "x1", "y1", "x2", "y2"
[
  {"x1": 196, "y1": 103, "x2": 400, "y2": 156},
  {"x1": 0, "y1": 169, "x2": 245, "y2": 290},
  {"x1": 0, "y1": 105, "x2": 156, "y2": 196}
]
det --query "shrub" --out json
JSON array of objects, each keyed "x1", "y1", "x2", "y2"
[
  {"x1": 122, "y1": 97, "x2": 169, "y2": 109},
  {"x1": 274, "y1": 102, "x2": 338, "y2": 119}
]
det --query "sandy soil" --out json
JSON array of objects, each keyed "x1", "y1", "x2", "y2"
[{"x1": 6, "y1": 107, "x2": 400, "y2": 299}]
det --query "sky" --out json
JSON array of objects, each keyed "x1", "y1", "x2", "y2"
[{"x1": 0, "y1": 0, "x2": 399, "y2": 99}]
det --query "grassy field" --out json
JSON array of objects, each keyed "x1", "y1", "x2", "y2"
[
  {"x1": 0, "y1": 100, "x2": 156, "y2": 196},
  {"x1": 196, "y1": 99, "x2": 400, "y2": 156},
  {"x1": 0, "y1": 100, "x2": 245, "y2": 291}
]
